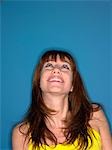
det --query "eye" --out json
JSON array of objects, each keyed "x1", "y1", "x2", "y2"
[
  {"x1": 61, "y1": 64, "x2": 70, "y2": 71},
  {"x1": 44, "y1": 63, "x2": 54, "y2": 70}
]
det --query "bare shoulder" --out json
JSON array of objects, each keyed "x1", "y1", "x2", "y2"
[
  {"x1": 91, "y1": 104, "x2": 109, "y2": 128},
  {"x1": 90, "y1": 104, "x2": 112, "y2": 149},
  {"x1": 12, "y1": 122, "x2": 29, "y2": 150},
  {"x1": 13, "y1": 122, "x2": 28, "y2": 134}
]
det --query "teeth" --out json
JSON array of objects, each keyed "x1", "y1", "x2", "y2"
[{"x1": 49, "y1": 77, "x2": 63, "y2": 82}]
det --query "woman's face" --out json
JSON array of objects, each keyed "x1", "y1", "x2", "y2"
[{"x1": 40, "y1": 55, "x2": 73, "y2": 95}]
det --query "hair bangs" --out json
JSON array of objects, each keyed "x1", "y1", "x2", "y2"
[{"x1": 41, "y1": 50, "x2": 75, "y2": 71}]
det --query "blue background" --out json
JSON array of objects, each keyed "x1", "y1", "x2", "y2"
[{"x1": 1, "y1": 1, "x2": 112, "y2": 149}]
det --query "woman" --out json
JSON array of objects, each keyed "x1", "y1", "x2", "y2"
[{"x1": 12, "y1": 50, "x2": 112, "y2": 150}]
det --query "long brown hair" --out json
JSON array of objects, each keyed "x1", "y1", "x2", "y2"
[{"x1": 20, "y1": 50, "x2": 99, "y2": 149}]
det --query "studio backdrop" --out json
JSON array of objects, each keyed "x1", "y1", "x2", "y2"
[{"x1": 1, "y1": 1, "x2": 112, "y2": 149}]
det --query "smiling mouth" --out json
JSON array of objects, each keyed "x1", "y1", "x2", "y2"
[{"x1": 48, "y1": 76, "x2": 64, "y2": 83}]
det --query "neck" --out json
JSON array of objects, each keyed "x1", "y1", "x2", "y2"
[{"x1": 42, "y1": 93, "x2": 69, "y2": 128}]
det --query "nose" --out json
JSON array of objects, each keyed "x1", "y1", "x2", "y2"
[{"x1": 52, "y1": 67, "x2": 61, "y2": 74}]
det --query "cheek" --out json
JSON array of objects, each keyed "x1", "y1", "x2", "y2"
[
  {"x1": 68, "y1": 74, "x2": 73, "y2": 88},
  {"x1": 40, "y1": 72, "x2": 45, "y2": 80},
  {"x1": 64, "y1": 74, "x2": 73, "y2": 87},
  {"x1": 40, "y1": 72, "x2": 45, "y2": 88},
  {"x1": 40, "y1": 71, "x2": 48, "y2": 88},
  {"x1": 67, "y1": 73, "x2": 73, "y2": 83}
]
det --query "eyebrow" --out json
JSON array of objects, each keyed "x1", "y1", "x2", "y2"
[{"x1": 45, "y1": 60, "x2": 71, "y2": 64}]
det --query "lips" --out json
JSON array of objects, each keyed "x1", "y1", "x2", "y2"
[{"x1": 47, "y1": 76, "x2": 64, "y2": 83}]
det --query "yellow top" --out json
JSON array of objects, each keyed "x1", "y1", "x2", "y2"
[{"x1": 28, "y1": 129, "x2": 101, "y2": 150}]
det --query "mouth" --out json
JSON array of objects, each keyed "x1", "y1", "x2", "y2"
[{"x1": 47, "y1": 76, "x2": 64, "y2": 83}]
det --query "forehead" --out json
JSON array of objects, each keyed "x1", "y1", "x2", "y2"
[
  {"x1": 43, "y1": 54, "x2": 71, "y2": 64},
  {"x1": 49, "y1": 55, "x2": 70, "y2": 63}
]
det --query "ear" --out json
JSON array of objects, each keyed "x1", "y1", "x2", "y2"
[{"x1": 70, "y1": 86, "x2": 73, "y2": 92}]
